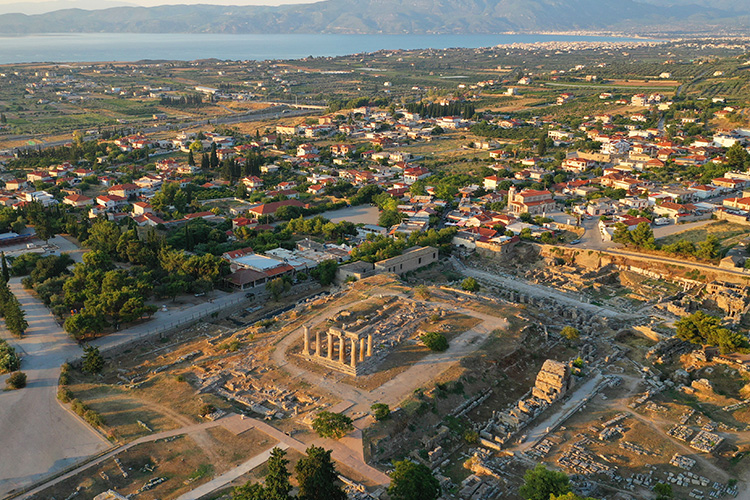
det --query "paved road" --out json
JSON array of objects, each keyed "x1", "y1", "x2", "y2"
[
  {"x1": 458, "y1": 264, "x2": 629, "y2": 319},
  {"x1": 0, "y1": 279, "x2": 109, "y2": 498},
  {"x1": 0, "y1": 275, "x2": 248, "y2": 496}
]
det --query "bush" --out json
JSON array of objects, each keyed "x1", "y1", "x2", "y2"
[
  {"x1": 6, "y1": 371, "x2": 27, "y2": 389},
  {"x1": 0, "y1": 339, "x2": 20, "y2": 373},
  {"x1": 371, "y1": 403, "x2": 390, "y2": 421},
  {"x1": 71, "y1": 399, "x2": 88, "y2": 415},
  {"x1": 421, "y1": 331, "x2": 449, "y2": 352},
  {"x1": 58, "y1": 387, "x2": 73, "y2": 403},
  {"x1": 312, "y1": 411, "x2": 354, "y2": 439},
  {"x1": 84, "y1": 409, "x2": 105, "y2": 427},
  {"x1": 461, "y1": 277, "x2": 480, "y2": 292},
  {"x1": 560, "y1": 326, "x2": 580, "y2": 341},
  {"x1": 199, "y1": 403, "x2": 216, "y2": 417},
  {"x1": 464, "y1": 430, "x2": 479, "y2": 444}
]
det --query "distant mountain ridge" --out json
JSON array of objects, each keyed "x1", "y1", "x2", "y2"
[{"x1": 0, "y1": 0, "x2": 747, "y2": 35}]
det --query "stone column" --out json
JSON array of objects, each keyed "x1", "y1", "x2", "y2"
[
  {"x1": 303, "y1": 326, "x2": 310, "y2": 355},
  {"x1": 339, "y1": 335, "x2": 345, "y2": 364},
  {"x1": 327, "y1": 332, "x2": 333, "y2": 359},
  {"x1": 351, "y1": 337, "x2": 357, "y2": 367},
  {"x1": 315, "y1": 330, "x2": 321, "y2": 357},
  {"x1": 367, "y1": 334, "x2": 373, "y2": 357},
  {"x1": 360, "y1": 337, "x2": 366, "y2": 362}
]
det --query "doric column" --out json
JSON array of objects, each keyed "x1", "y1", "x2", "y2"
[
  {"x1": 339, "y1": 335, "x2": 345, "y2": 364},
  {"x1": 303, "y1": 326, "x2": 310, "y2": 355},
  {"x1": 351, "y1": 337, "x2": 357, "y2": 367},
  {"x1": 367, "y1": 334, "x2": 373, "y2": 357},
  {"x1": 327, "y1": 332, "x2": 333, "y2": 359},
  {"x1": 360, "y1": 337, "x2": 366, "y2": 362},
  {"x1": 315, "y1": 330, "x2": 321, "y2": 357}
]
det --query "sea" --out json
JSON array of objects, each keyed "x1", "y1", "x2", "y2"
[{"x1": 0, "y1": 33, "x2": 659, "y2": 64}]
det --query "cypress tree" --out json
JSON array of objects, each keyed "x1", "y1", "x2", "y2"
[{"x1": 1, "y1": 252, "x2": 9, "y2": 283}]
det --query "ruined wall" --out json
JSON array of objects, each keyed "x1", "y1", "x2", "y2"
[{"x1": 535, "y1": 244, "x2": 750, "y2": 286}]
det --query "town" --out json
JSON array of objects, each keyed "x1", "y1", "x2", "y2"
[{"x1": 3, "y1": 36, "x2": 750, "y2": 500}]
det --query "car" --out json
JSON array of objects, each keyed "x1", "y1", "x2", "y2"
[
  {"x1": 245, "y1": 292, "x2": 255, "y2": 298},
  {"x1": 570, "y1": 239, "x2": 581, "y2": 245},
  {"x1": 194, "y1": 292, "x2": 206, "y2": 297}
]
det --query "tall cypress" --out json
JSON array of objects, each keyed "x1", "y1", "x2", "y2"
[{"x1": 1, "y1": 252, "x2": 9, "y2": 283}]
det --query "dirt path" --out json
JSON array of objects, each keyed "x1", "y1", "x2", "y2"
[{"x1": 272, "y1": 290, "x2": 508, "y2": 414}]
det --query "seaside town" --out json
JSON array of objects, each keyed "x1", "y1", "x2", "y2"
[{"x1": 5, "y1": 37, "x2": 750, "y2": 500}]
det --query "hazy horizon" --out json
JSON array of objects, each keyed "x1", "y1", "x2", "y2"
[{"x1": 0, "y1": 0, "x2": 320, "y2": 16}]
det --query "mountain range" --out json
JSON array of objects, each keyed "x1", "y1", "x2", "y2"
[{"x1": 0, "y1": 0, "x2": 748, "y2": 35}]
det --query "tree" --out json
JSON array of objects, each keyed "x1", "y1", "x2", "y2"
[
  {"x1": 188, "y1": 149, "x2": 195, "y2": 166},
  {"x1": 6, "y1": 371, "x2": 26, "y2": 389},
  {"x1": 550, "y1": 494, "x2": 598, "y2": 500},
  {"x1": 379, "y1": 209, "x2": 403, "y2": 228},
  {"x1": 312, "y1": 411, "x2": 354, "y2": 439},
  {"x1": 4, "y1": 297, "x2": 27, "y2": 337},
  {"x1": 0, "y1": 339, "x2": 20, "y2": 373},
  {"x1": 695, "y1": 234, "x2": 720, "y2": 261},
  {"x1": 421, "y1": 331, "x2": 448, "y2": 351},
  {"x1": 560, "y1": 326, "x2": 580, "y2": 341},
  {"x1": 267, "y1": 277, "x2": 290, "y2": 300},
  {"x1": 315, "y1": 260, "x2": 338, "y2": 286},
  {"x1": 388, "y1": 460, "x2": 440, "y2": 500},
  {"x1": 265, "y1": 447, "x2": 292, "y2": 500},
  {"x1": 1, "y1": 252, "x2": 9, "y2": 282},
  {"x1": 295, "y1": 446, "x2": 346, "y2": 500},
  {"x1": 371, "y1": 403, "x2": 390, "y2": 421},
  {"x1": 726, "y1": 142, "x2": 750, "y2": 170},
  {"x1": 675, "y1": 311, "x2": 746, "y2": 353},
  {"x1": 65, "y1": 309, "x2": 107, "y2": 340},
  {"x1": 232, "y1": 483, "x2": 266, "y2": 500},
  {"x1": 519, "y1": 464, "x2": 570, "y2": 500},
  {"x1": 654, "y1": 482, "x2": 673, "y2": 500},
  {"x1": 82, "y1": 345, "x2": 104, "y2": 374},
  {"x1": 461, "y1": 277, "x2": 479, "y2": 292}
]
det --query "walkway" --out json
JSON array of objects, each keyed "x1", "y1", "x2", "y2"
[
  {"x1": 0, "y1": 278, "x2": 246, "y2": 497},
  {"x1": 0, "y1": 278, "x2": 110, "y2": 499},
  {"x1": 273, "y1": 292, "x2": 508, "y2": 414},
  {"x1": 20, "y1": 412, "x2": 390, "y2": 500}
]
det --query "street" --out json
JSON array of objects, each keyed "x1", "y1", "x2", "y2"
[{"x1": 0, "y1": 278, "x2": 110, "y2": 498}]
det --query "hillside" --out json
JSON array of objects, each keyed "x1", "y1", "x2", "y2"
[{"x1": 0, "y1": 0, "x2": 745, "y2": 35}]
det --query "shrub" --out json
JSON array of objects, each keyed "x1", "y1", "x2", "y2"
[
  {"x1": 371, "y1": 403, "x2": 390, "y2": 421},
  {"x1": 421, "y1": 331, "x2": 449, "y2": 352},
  {"x1": 58, "y1": 387, "x2": 73, "y2": 403},
  {"x1": 461, "y1": 277, "x2": 480, "y2": 292},
  {"x1": 0, "y1": 339, "x2": 20, "y2": 373},
  {"x1": 464, "y1": 430, "x2": 479, "y2": 444},
  {"x1": 199, "y1": 403, "x2": 216, "y2": 417},
  {"x1": 6, "y1": 371, "x2": 27, "y2": 389},
  {"x1": 84, "y1": 410, "x2": 105, "y2": 427},
  {"x1": 312, "y1": 411, "x2": 354, "y2": 439}
]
